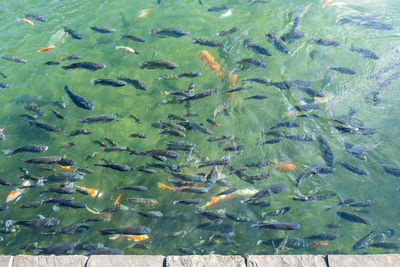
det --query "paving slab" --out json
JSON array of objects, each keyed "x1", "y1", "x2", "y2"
[
  {"x1": 13, "y1": 255, "x2": 87, "y2": 267},
  {"x1": 166, "y1": 255, "x2": 245, "y2": 267},
  {"x1": 0, "y1": 256, "x2": 13, "y2": 267},
  {"x1": 328, "y1": 254, "x2": 400, "y2": 267},
  {"x1": 86, "y1": 255, "x2": 165, "y2": 267},
  {"x1": 247, "y1": 255, "x2": 326, "y2": 267}
]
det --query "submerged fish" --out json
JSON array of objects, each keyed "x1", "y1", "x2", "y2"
[
  {"x1": 139, "y1": 60, "x2": 178, "y2": 70},
  {"x1": 265, "y1": 32, "x2": 289, "y2": 55},
  {"x1": 78, "y1": 114, "x2": 117, "y2": 123},
  {"x1": 91, "y1": 79, "x2": 126, "y2": 87},
  {"x1": 150, "y1": 28, "x2": 190, "y2": 38},
  {"x1": 336, "y1": 211, "x2": 370, "y2": 225},
  {"x1": 62, "y1": 62, "x2": 105, "y2": 71},
  {"x1": 5, "y1": 145, "x2": 48, "y2": 156},
  {"x1": 64, "y1": 27, "x2": 83, "y2": 39},
  {"x1": 6, "y1": 215, "x2": 59, "y2": 228},
  {"x1": 64, "y1": 85, "x2": 94, "y2": 110},
  {"x1": 252, "y1": 222, "x2": 300, "y2": 230},
  {"x1": 90, "y1": 26, "x2": 116, "y2": 33}
]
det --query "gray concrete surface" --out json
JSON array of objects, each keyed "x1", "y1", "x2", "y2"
[
  {"x1": 87, "y1": 255, "x2": 164, "y2": 267},
  {"x1": 328, "y1": 254, "x2": 400, "y2": 267},
  {"x1": 167, "y1": 255, "x2": 246, "y2": 267},
  {"x1": 247, "y1": 255, "x2": 326, "y2": 267},
  {"x1": 0, "y1": 256, "x2": 13, "y2": 267},
  {"x1": 12, "y1": 255, "x2": 88, "y2": 267}
]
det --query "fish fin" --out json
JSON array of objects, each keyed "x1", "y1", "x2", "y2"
[
  {"x1": 5, "y1": 220, "x2": 16, "y2": 228},
  {"x1": 37, "y1": 214, "x2": 45, "y2": 219},
  {"x1": 33, "y1": 249, "x2": 42, "y2": 255},
  {"x1": 4, "y1": 149, "x2": 13, "y2": 156},
  {"x1": 90, "y1": 79, "x2": 96, "y2": 86},
  {"x1": 192, "y1": 38, "x2": 198, "y2": 44}
]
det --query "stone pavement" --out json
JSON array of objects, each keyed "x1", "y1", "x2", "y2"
[{"x1": 0, "y1": 254, "x2": 399, "y2": 267}]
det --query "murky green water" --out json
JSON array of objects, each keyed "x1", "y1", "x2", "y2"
[{"x1": 1, "y1": 0, "x2": 400, "y2": 256}]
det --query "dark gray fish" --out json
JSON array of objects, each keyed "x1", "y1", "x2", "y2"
[
  {"x1": 198, "y1": 157, "x2": 230, "y2": 168},
  {"x1": 242, "y1": 183, "x2": 287, "y2": 203},
  {"x1": 241, "y1": 77, "x2": 272, "y2": 86},
  {"x1": 173, "y1": 198, "x2": 202, "y2": 205},
  {"x1": 244, "y1": 95, "x2": 269, "y2": 100},
  {"x1": 61, "y1": 55, "x2": 82, "y2": 61},
  {"x1": 99, "y1": 225, "x2": 151, "y2": 235},
  {"x1": 166, "y1": 140, "x2": 194, "y2": 151},
  {"x1": 64, "y1": 27, "x2": 83, "y2": 39},
  {"x1": 329, "y1": 122, "x2": 377, "y2": 135},
  {"x1": 261, "y1": 138, "x2": 282, "y2": 145},
  {"x1": 295, "y1": 162, "x2": 325, "y2": 187},
  {"x1": 325, "y1": 197, "x2": 358, "y2": 211},
  {"x1": 5, "y1": 216, "x2": 59, "y2": 228},
  {"x1": 90, "y1": 26, "x2": 116, "y2": 33},
  {"x1": 273, "y1": 80, "x2": 311, "y2": 89},
  {"x1": 381, "y1": 166, "x2": 400, "y2": 177},
  {"x1": 294, "y1": 103, "x2": 321, "y2": 112},
  {"x1": 118, "y1": 77, "x2": 148, "y2": 90},
  {"x1": 34, "y1": 242, "x2": 76, "y2": 255},
  {"x1": 140, "y1": 150, "x2": 179, "y2": 158},
  {"x1": 223, "y1": 145, "x2": 246, "y2": 152},
  {"x1": 129, "y1": 133, "x2": 146, "y2": 138},
  {"x1": 195, "y1": 209, "x2": 226, "y2": 220},
  {"x1": 175, "y1": 187, "x2": 209, "y2": 194},
  {"x1": 25, "y1": 14, "x2": 47, "y2": 22},
  {"x1": 270, "y1": 121, "x2": 300, "y2": 130},
  {"x1": 226, "y1": 83, "x2": 254, "y2": 93},
  {"x1": 0, "y1": 178, "x2": 11, "y2": 186},
  {"x1": 43, "y1": 61, "x2": 60, "y2": 66},
  {"x1": 265, "y1": 32, "x2": 290, "y2": 54},
  {"x1": 263, "y1": 207, "x2": 290, "y2": 216},
  {"x1": 298, "y1": 114, "x2": 319, "y2": 118},
  {"x1": 139, "y1": 60, "x2": 178, "y2": 70},
  {"x1": 1, "y1": 55, "x2": 27, "y2": 63},
  {"x1": 150, "y1": 28, "x2": 190, "y2": 38},
  {"x1": 258, "y1": 238, "x2": 308, "y2": 250},
  {"x1": 0, "y1": 204, "x2": 9, "y2": 211},
  {"x1": 49, "y1": 109, "x2": 64, "y2": 119},
  {"x1": 82, "y1": 247, "x2": 123, "y2": 256},
  {"x1": 146, "y1": 163, "x2": 181, "y2": 172},
  {"x1": 28, "y1": 121, "x2": 60, "y2": 132},
  {"x1": 370, "y1": 242, "x2": 400, "y2": 249},
  {"x1": 52, "y1": 100, "x2": 67, "y2": 109},
  {"x1": 349, "y1": 200, "x2": 375, "y2": 207},
  {"x1": 369, "y1": 229, "x2": 395, "y2": 245},
  {"x1": 285, "y1": 134, "x2": 315, "y2": 142},
  {"x1": 304, "y1": 232, "x2": 339, "y2": 240},
  {"x1": 25, "y1": 104, "x2": 44, "y2": 116},
  {"x1": 246, "y1": 200, "x2": 271, "y2": 207},
  {"x1": 19, "y1": 155, "x2": 62, "y2": 164},
  {"x1": 78, "y1": 114, "x2": 117, "y2": 123},
  {"x1": 121, "y1": 35, "x2": 146, "y2": 42},
  {"x1": 0, "y1": 71, "x2": 7, "y2": 78},
  {"x1": 179, "y1": 90, "x2": 214, "y2": 102},
  {"x1": 252, "y1": 222, "x2": 300, "y2": 230},
  {"x1": 43, "y1": 223, "x2": 89, "y2": 235},
  {"x1": 192, "y1": 38, "x2": 222, "y2": 47},
  {"x1": 91, "y1": 78, "x2": 126, "y2": 87},
  {"x1": 76, "y1": 242, "x2": 104, "y2": 251},
  {"x1": 244, "y1": 40, "x2": 271, "y2": 56},
  {"x1": 5, "y1": 144, "x2": 48, "y2": 156},
  {"x1": 338, "y1": 162, "x2": 368, "y2": 175},
  {"x1": 310, "y1": 38, "x2": 341, "y2": 46},
  {"x1": 280, "y1": 32, "x2": 305, "y2": 43},
  {"x1": 336, "y1": 211, "x2": 370, "y2": 225},
  {"x1": 131, "y1": 209, "x2": 163, "y2": 218},
  {"x1": 217, "y1": 27, "x2": 238, "y2": 36},
  {"x1": 179, "y1": 121, "x2": 211, "y2": 135},
  {"x1": 94, "y1": 163, "x2": 131, "y2": 171},
  {"x1": 58, "y1": 201, "x2": 86, "y2": 209},
  {"x1": 118, "y1": 185, "x2": 148, "y2": 191},
  {"x1": 235, "y1": 58, "x2": 267, "y2": 70},
  {"x1": 344, "y1": 142, "x2": 379, "y2": 160},
  {"x1": 368, "y1": 61, "x2": 400, "y2": 80},
  {"x1": 329, "y1": 67, "x2": 357, "y2": 75},
  {"x1": 208, "y1": 6, "x2": 229, "y2": 12},
  {"x1": 41, "y1": 172, "x2": 83, "y2": 183},
  {"x1": 40, "y1": 187, "x2": 75, "y2": 195},
  {"x1": 168, "y1": 172, "x2": 206, "y2": 182},
  {"x1": 317, "y1": 135, "x2": 335, "y2": 167},
  {"x1": 298, "y1": 87, "x2": 324, "y2": 97},
  {"x1": 349, "y1": 46, "x2": 379, "y2": 60},
  {"x1": 65, "y1": 129, "x2": 92, "y2": 137},
  {"x1": 62, "y1": 62, "x2": 105, "y2": 71}
]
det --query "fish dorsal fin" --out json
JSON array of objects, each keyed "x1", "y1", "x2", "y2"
[{"x1": 37, "y1": 214, "x2": 45, "y2": 219}]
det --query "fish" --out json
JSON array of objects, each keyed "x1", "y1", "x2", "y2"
[
  {"x1": 270, "y1": 121, "x2": 300, "y2": 130},
  {"x1": 34, "y1": 242, "x2": 76, "y2": 255},
  {"x1": 235, "y1": 58, "x2": 267, "y2": 70},
  {"x1": 280, "y1": 32, "x2": 305, "y2": 43},
  {"x1": 208, "y1": 6, "x2": 230, "y2": 12},
  {"x1": 64, "y1": 85, "x2": 94, "y2": 110},
  {"x1": 370, "y1": 242, "x2": 400, "y2": 249},
  {"x1": 150, "y1": 28, "x2": 190, "y2": 38},
  {"x1": 213, "y1": 100, "x2": 232, "y2": 118},
  {"x1": 118, "y1": 77, "x2": 148, "y2": 90},
  {"x1": 25, "y1": 14, "x2": 47, "y2": 22},
  {"x1": 344, "y1": 142, "x2": 380, "y2": 160},
  {"x1": 325, "y1": 197, "x2": 358, "y2": 210},
  {"x1": 43, "y1": 61, "x2": 60, "y2": 66},
  {"x1": 0, "y1": 71, "x2": 7, "y2": 78},
  {"x1": 243, "y1": 40, "x2": 272, "y2": 56},
  {"x1": 28, "y1": 121, "x2": 60, "y2": 132},
  {"x1": 310, "y1": 38, "x2": 341, "y2": 46},
  {"x1": 0, "y1": 82, "x2": 10, "y2": 89},
  {"x1": 40, "y1": 172, "x2": 82, "y2": 183},
  {"x1": 294, "y1": 103, "x2": 321, "y2": 112},
  {"x1": 40, "y1": 187, "x2": 75, "y2": 195},
  {"x1": 317, "y1": 135, "x2": 335, "y2": 167},
  {"x1": 94, "y1": 163, "x2": 131, "y2": 172},
  {"x1": 242, "y1": 183, "x2": 287, "y2": 203},
  {"x1": 65, "y1": 129, "x2": 92, "y2": 137},
  {"x1": 295, "y1": 162, "x2": 325, "y2": 187},
  {"x1": 1, "y1": 55, "x2": 27, "y2": 63},
  {"x1": 99, "y1": 226, "x2": 151, "y2": 235},
  {"x1": 6, "y1": 189, "x2": 23, "y2": 202},
  {"x1": 131, "y1": 209, "x2": 163, "y2": 218},
  {"x1": 265, "y1": 32, "x2": 290, "y2": 54},
  {"x1": 179, "y1": 90, "x2": 214, "y2": 102},
  {"x1": 252, "y1": 222, "x2": 301, "y2": 230},
  {"x1": 139, "y1": 60, "x2": 178, "y2": 70},
  {"x1": 49, "y1": 109, "x2": 64, "y2": 119},
  {"x1": 263, "y1": 207, "x2": 290, "y2": 216},
  {"x1": 4, "y1": 145, "x2": 48, "y2": 156},
  {"x1": 64, "y1": 27, "x2": 83, "y2": 39},
  {"x1": 115, "y1": 46, "x2": 138, "y2": 54},
  {"x1": 338, "y1": 162, "x2": 368, "y2": 175},
  {"x1": 381, "y1": 166, "x2": 400, "y2": 177},
  {"x1": 298, "y1": 87, "x2": 325, "y2": 97},
  {"x1": 198, "y1": 157, "x2": 230, "y2": 168},
  {"x1": 38, "y1": 46, "x2": 55, "y2": 53},
  {"x1": 62, "y1": 55, "x2": 82, "y2": 61},
  {"x1": 90, "y1": 26, "x2": 116, "y2": 33},
  {"x1": 78, "y1": 114, "x2": 117, "y2": 123},
  {"x1": 5, "y1": 215, "x2": 59, "y2": 228},
  {"x1": 304, "y1": 232, "x2": 340, "y2": 240},
  {"x1": 258, "y1": 238, "x2": 308, "y2": 249},
  {"x1": 43, "y1": 223, "x2": 89, "y2": 235},
  {"x1": 118, "y1": 185, "x2": 148, "y2": 191},
  {"x1": 349, "y1": 200, "x2": 375, "y2": 207},
  {"x1": 18, "y1": 18, "x2": 34, "y2": 25},
  {"x1": 336, "y1": 211, "x2": 370, "y2": 225},
  {"x1": 62, "y1": 62, "x2": 105, "y2": 71},
  {"x1": 91, "y1": 79, "x2": 127, "y2": 87},
  {"x1": 349, "y1": 46, "x2": 379, "y2": 60},
  {"x1": 175, "y1": 187, "x2": 209, "y2": 194},
  {"x1": 173, "y1": 198, "x2": 201, "y2": 205},
  {"x1": 178, "y1": 121, "x2": 211, "y2": 135},
  {"x1": 0, "y1": 178, "x2": 11, "y2": 186},
  {"x1": 216, "y1": 27, "x2": 238, "y2": 36},
  {"x1": 192, "y1": 38, "x2": 222, "y2": 47},
  {"x1": 128, "y1": 198, "x2": 158, "y2": 206},
  {"x1": 195, "y1": 209, "x2": 226, "y2": 220},
  {"x1": 121, "y1": 35, "x2": 146, "y2": 42},
  {"x1": 261, "y1": 138, "x2": 282, "y2": 145},
  {"x1": 24, "y1": 104, "x2": 44, "y2": 116},
  {"x1": 369, "y1": 229, "x2": 395, "y2": 245},
  {"x1": 329, "y1": 66, "x2": 357, "y2": 75}
]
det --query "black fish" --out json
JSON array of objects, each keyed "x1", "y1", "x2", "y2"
[
  {"x1": 49, "y1": 109, "x2": 64, "y2": 119},
  {"x1": 41, "y1": 172, "x2": 83, "y2": 183},
  {"x1": 91, "y1": 79, "x2": 126, "y2": 87},
  {"x1": 64, "y1": 27, "x2": 83, "y2": 39},
  {"x1": 336, "y1": 211, "x2": 370, "y2": 225},
  {"x1": 235, "y1": 58, "x2": 267, "y2": 70},
  {"x1": 370, "y1": 242, "x2": 400, "y2": 249},
  {"x1": 43, "y1": 223, "x2": 89, "y2": 235},
  {"x1": 40, "y1": 187, "x2": 75, "y2": 195},
  {"x1": 43, "y1": 61, "x2": 60, "y2": 66},
  {"x1": 244, "y1": 40, "x2": 272, "y2": 56},
  {"x1": 28, "y1": 121, "x2": 60, "y2": 132},
  {"x1": 121, "y1": 35, "x2": 146, "y2": 42},
  {"x1": 173, "y1": 199, "x2": 202, "y2": 205},
  {"x1": 198, "y1": 157, "x2": 230, "y2": 168},
  {"x1": 58, "y1": 201, "x2": 86, "y2": 209},
  {"x1": 273, "y1": 80, "x2": 311, "y2": 89},
  {"x1": 34, "y1": 242, "x2": 76, "y2": 255},
  {"x1": 216, "y1": 27, "x2": 238, "y2": 36},
  {"x1": 5, "y1": 215, "x2": 59, "y2": 228},
  {"x1": 25, "y1": 14, "x2": 47, "y2": 22},
  {"x1": 5, "y1": 144, "x2": 48, "y2": 156},
  {"x1": 252, "y1": 222, "x2": 300, "y2": 230},
  {"x1": 381, "y1": 166, "x2": 400, "y2": 177},
  {"x1": 179, "y1": 90, "x2": 213, "y2": 102},
  {"x1": 338, "y1": 162, "x2": 368, "y2": 175},
  {"x1": 0, "y1": 178, "x2": 11, "y2": 186},
  {"x1": 90, "y1": 26, "x2": 116, "y2": 33},
  {"x1": 150, "y1": 28, "x2": 190, "y2": 38},
  {"x1": 329, "y1": 67, "x2": 357, "y2": 75},
  {"x1": 65, "y1": 129, "x2": 92, "y2": 137},
  {"x1": 62, "y1": 55, "x2": 82, "y2": 61},
  {"x1": 64, "y1": 85, "x2": 94, "y2": 110},
  {"x1": 270, "y1": 121, "x2": 300, "y2": 130},
  {"x1": 139, "y1": 60, "x2": 178, "y2": 70},
  {"x1": 298, "y1": 87, "x2": 324, "y2": 97},
  {"x1": 179, "y1": 121, "x2": 211, "y2": 135},
  {"x1": 208, "y1": 6, "x2": 229, "y2": 12},
  {"x1": 242, "y1": 183, "x2": 286, "y2": 203},
  {"x1": 326, "y1": 197, "x2": 358, "y2": 211},
  {"x1": 353, "y1": 226, "x2": 380, "y2": 250},
  {"x1": 62, "y1": 62, "x2": 105, "y2": 71},
  {"x1": 0, "y1": 71, "x2": 7, "y2": 78},
  {"x1": 349, "y1": 46, "x2": 379, "y2": 60},
  {"x1": 78, "y1": 114, "x2": 117, "y2": 123},
  {"x1": 99, "y1": 226, "x2": 151, "y2": 235},
  {"x1": 294, "y1": 103, "x2": 321, "y2": 112},
  {"x1": 192, "y1": 38, "x2": 222, "y2": 47},
  {"x1": 317, "y1": 135, "x2": 335, "y2": 167},
  {"x1": 285, "y1": 134, "x2": 315, "y2": 142},
  {"x1": 280, "y1": 32, "x2": 305, "y2": 43},
  {"x1": 310, "y1": 38, "x2": 341, "y2": 46},
  {"x1": 118, "y1": 77, "x2": 148, "y2": 90},
  {"x1": 349, "y1": 200, "x2": 375, "y2": 207},
  {"x1": 195, "y1": 209, "x2": 226, "y2": 220},
  {"x1": 261, "y1": 138, "x2": 282, "y2": 145},
  {"x1": 118, "y1": 185, "x2": 148, "y2": 191},
  {"x1": 295, "y1": 162, "x2": 325, "y2": 187},
  {"x1": 94, "y1": 163, "x2": 131, "y2": 171},
  {"x1": 25, "y1": 104, "x2": 44, "y2": 116},
  {"x1": 244, "y1": 95, "x2": 269, "y2": 100},
  {"x1": 1, "y1": 55, "x2": 27, "y2": 63},
  {"x1": 265, "y1": 32, "x2": 290, "y2": 54}
]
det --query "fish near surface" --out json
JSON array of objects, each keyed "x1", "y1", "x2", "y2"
[
  {"x1": 139, "y1": 60, "x2": 178, "y2": 70},
  {"x1": 64, "y1": 85, "x2": 94, "y2": 110}
]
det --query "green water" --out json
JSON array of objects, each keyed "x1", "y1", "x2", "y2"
[{"x1": 1, "y1": 0, "x2": 400, "y2": 256}]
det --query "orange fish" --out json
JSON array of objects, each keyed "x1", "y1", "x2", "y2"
[
  {"x1": 77, "y1": 186, "x2": 98, "y2": 197},
  {"x1": 113, "y1": 193, "x2": 124, "y2": 206},
  {"x1": 204, "y1": 193, "x2": 231, "y2": 207},
  {"x1": 228, "y1": 73, "x2": 237, "y2": 89},
  {"x1": 124, "y1": 234, "x2": 149, "y2": 241},
  {"x1": 18, "y1": 18, "x2": 34, "y2": 25},
  {"x1": 311, "y1": 241, "x2": 329, "y2": 246},
  {"x1": 273, "y1": 161, "x2": 296, "y2": 172},
  {"x1": 6, "y1": 189, "x2": 23, "y2": 202},
  {"x1": 58, "y1": 164, "x2": 71, "y2": 170},
  {"x1": 198, "y1": 50, "x2": 222, "y2": 77},
  {"x1": 38, "y1": 45, "x2": 56, "y2": 53},
  {"x1": 158, "y1": 182, "x2": 201, "y2": 191},
  {"x1": 327, "y1": 2, "x2": 347, "y2": 7}
]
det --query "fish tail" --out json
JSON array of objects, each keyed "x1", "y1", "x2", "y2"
[
  {"x1": 5, "y1": 220, "x2": 16, "y2": 228},
  {"x1": 61, "y1": 65, "x2": 71, "y2": 70},
  {"x1": 164, "y1": 91, "x2": 171, "y2": 95},
  {"x1": 139, "y1": 63, "x2": 146, "y2": 69},
  {"x1": 90, "y1": 79, "x2": 97, "y2": 86},
  {"x1": 192, "y1": 38, "x2": 198, "y2": 44},
  {"x1": 172, "y1": 200, "x2": 178, "y2": 205},
  {"x1": 27, "y1": 121, "x2": 33, "y2": 127},
  {"x1": 158, "y1": 182, "x2": 174, "y2": 190},
  {"x1": 33, "y1": 249, "x2": 43, "y2": 255},
  {"x1": 149, "y1": 29, "x2": 155, "y2": 35},
  {"x1": 4, "y1": 149, "x2": 14, "y2": 156}
]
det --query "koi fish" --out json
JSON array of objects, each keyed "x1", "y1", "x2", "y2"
[
  {"x1": 219, "y1": 9, "x2": 233, "y2": 18},
  {"x1": 115, "y1": 46, "x2": 138, "y2": 54},
  {"x1": 18, "y1": 18, "x2": 34, "y2": 25},
  {"x1": 158, "y1": 182, "x2": 201, "y2": 191},
  {"x1": 113, "y1": 193, "x2": 124, "y2": 206},
  {"x1": 6, "y1": 189, "x2": 23, "y2": 202},
  {"x1": 38, "y1": 46, "x2": 56, "y2": 53},
  {"x1": 111, "y1": 234, "x2": 149, "y2": 241},
  {"x1": 76, "y1": 186, "x2": 98, "y2": 197},
  {"x1": 203, "y1": 193, "x2": 231, "y2": 207},
  {"x1": 327, "y1": 2, "x2": 347, "y2": 7},
  {"x1": 311, "y1": 241, "x2": 329, "y2": 246},
  {"x1": 273, "y1": 161, "x2": 296, "y2": 172},
  {"x1": 228, "y1": 73, "x2": 237, "y2": 89},
  {"x1": 58, "y1": 164, "x2": 71, "y2": 170},
  {"x1": 198, "y1": 50, "x2": 222, "y2": 77}
]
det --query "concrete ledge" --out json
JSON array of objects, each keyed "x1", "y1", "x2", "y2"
[
  {"x1": 86, "y1": 255, "x2": 165, "y2": 267},
  {"x1": 12, "y1": 255, "x2": 87, "y2": 267},
  {"x1": 166, "y1": 255, "x2": 246, "y2": 267},
  {"x1": 0, "y1": 256, "x2": 13, "y2": 267},
  {"x1": 247, "y1": 255, "x2": 326, "y2": 267},
  {"x1": 328, "y1": 254, "x2": 400, "y2": 267}
]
